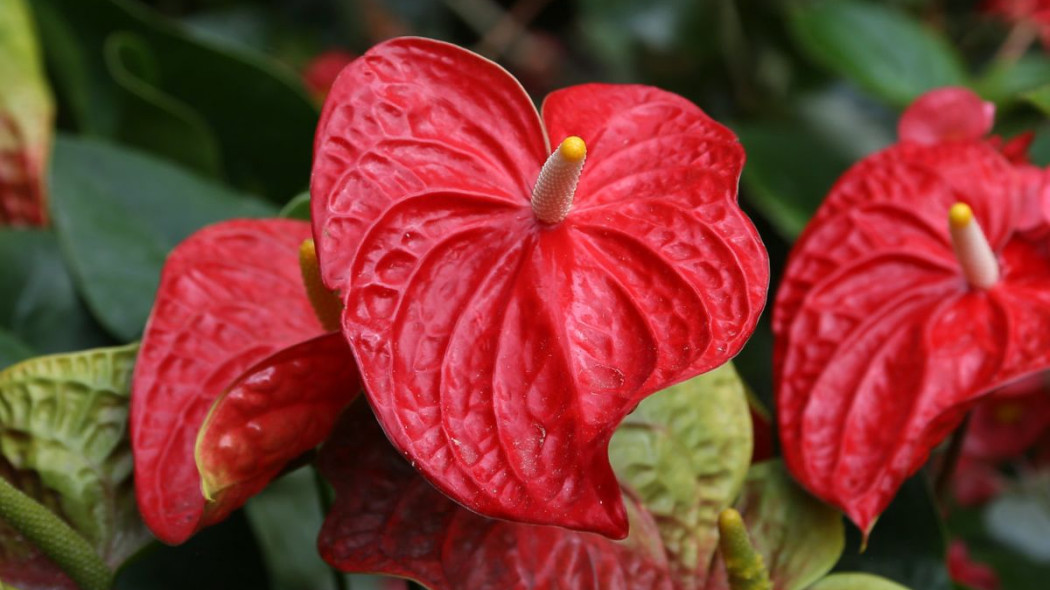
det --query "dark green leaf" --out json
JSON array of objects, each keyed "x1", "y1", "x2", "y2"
[
  {"x1": 0, "y1": 329, "x2": 33, "y2": 370},
  {"x1": 0, "y1": 345, "x2": 150, "y2": 586},
  {"x1": 834, "y1": 475, "x2": 951, "y2": 590},
  {"x1": 32, "y1": 0, "x2": 318, "y2": 201},
  {"x1": 49, "y1": 136, "x2": 274, "y2": 341},
  {"x1": 736, "y1": 119, "x2": 852, "y2": 239},
  {"x1": 243, "y1": 466, "x2": 397, "y2": 590},
  {"x1": 0, "y1": 229, "x2": 113, "y2": 353},
  {"x1": 1024, "y1": 83, "x2": 1050, "y2": 117},
  {"x1": 609, "y1": 362, "x2": 752, "y2": 586},
  {"x1": 103, "y1": 32, "x2": 224, "y2": 179},
  {"x1": 789, "y1": 1, "x2": 967, "y2": 107},
  {"x1": 977, "y1": 56, "x2": 1050, "y2": 105}
]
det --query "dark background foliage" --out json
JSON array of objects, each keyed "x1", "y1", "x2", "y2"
[{"x1": 4, "y1": 0, "x2": 1050, "y2": 588}]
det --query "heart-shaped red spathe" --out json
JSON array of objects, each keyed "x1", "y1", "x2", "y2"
[
  {"x1": 311, "y1": 37, "x2": 768, "y2": 538},
  {"x1": 773, "y1": 135, "x2": 1050, "y2": 534},
  {"x1": 318, "y1": 400, "x2": 674, "y2": 590},
  {"x1": 195, "y1": 331, "x2": 359, "y2": 525},
  {"x1": 131, "y1": 219, "x2": 327, "y2": 543}
]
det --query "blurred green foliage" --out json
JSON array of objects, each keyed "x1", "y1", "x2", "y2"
[{"x1": 2, "y1": 0, "x2": 1050, "y2": 588}]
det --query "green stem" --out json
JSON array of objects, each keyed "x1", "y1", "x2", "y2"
[{"x1": 0, "y1": 476, "x2": 113, "y2": 590}]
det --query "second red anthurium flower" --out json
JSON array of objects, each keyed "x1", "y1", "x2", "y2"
[
  {"x1": 311, "y1": 37, "x2": 769, "y2": 538},
  {"x1": 775, "y1": 86, "x2": 1050, "y2": 537}
]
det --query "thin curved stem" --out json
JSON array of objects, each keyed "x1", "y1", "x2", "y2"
[{"x1": 0, "y1": 476, "x2": 113, "y2": 590}]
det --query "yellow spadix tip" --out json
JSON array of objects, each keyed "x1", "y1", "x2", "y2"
[
  {"x1": 949, "y1": 202, "x2": 973, "y2": 229},
  {"x1": 719, "y1": 508, "x2": 745, "y2": 534},
  {"x1": 559, "y1": 136, "x2": 586, "y2": 162}
]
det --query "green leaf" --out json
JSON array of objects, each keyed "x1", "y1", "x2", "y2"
[
  {"x1": 103, "y1": 32, "x2": 224, "y2": 179},
  {"x1": 736, "y1": 119, "x2": 852, "y2": 240},
  {"x1": 609, "y1": 361, "x2": 752, "y2": 586},
  {"x1": 31, "y1": 0, "x2": 318, "y2": 202},
  {"x1": 724, "y1": 461, "x2": 844, "y2": 590},
  {"x1": 789, "y1": 0, "x2": 967, "y2": 107},
  {"x1": 279, "y1": 191, "x2": 311, "y2": 221},
  {"x1": 0, "y1": 0, "x2": 54, "y2": 225},
  {"x1": 0, "y1": 345, "x2": 149, "y2": 587},
  {"x1": 578, "y1": 0, "x2": 718, "y2": 80},
  {"x1": 0, "y1": 229, "x2": 113, "y2": 354},
  {"x1": 977, "y1": 56, "x2": 1050, "y2": 105},
  {"x1": 1024, "y1": 83, "x2": 1050, "y2": 117},
  {"x1": 809, "y1": 573, "x2": 911, "y2": 590},
  {"x1": 49, "y1": 136, "x2": 275, "y2": 341},
  {"x1": 834, "y1": 475, "x2": 951, "y2": 590},
  {"x1": 244, "y1": 467, "x2": 358, "y2": 590},
  {"x1": 0, "y1": 329, "x2": 33, "y2": 371}
]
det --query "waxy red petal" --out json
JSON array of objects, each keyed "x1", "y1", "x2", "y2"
[
  {"x1": 131, "y1": 219, "x2": 321, "y2": 544},
  {"x1": 310, "y1": 37, "x2": 548, "y2": 291},
  {"x1": 317, "y1": 401, "x2": 674, "y2": 590},
  {"x1": 196, "y1": 332, "x2": 360, "y2": 524},
  {"x1": 774, "y1": 140, "x2": 1050, "y2": 532},
  {"x1": 897, "y1": 87, "x2": 994, "y2": 145},
  {"x1": 312, "y1": 38, "x2": 767, "y2": 537},
  {"x1": 962, "y1": 373, "x2": 1050, "y2": 461}
]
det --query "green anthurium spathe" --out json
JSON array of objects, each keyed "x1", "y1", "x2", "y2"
[
  {"x1": 0, "y1": 344, "x2": 150, "y2": 589},
  {"x1": 807, "y1": 573, "x2": 910, "y2": 590},
  {"x1": 722, "y1": 460, "x2": 845, "y2": 590},
  {"x1": 0, "y1": 0, "x2": 54, "y2": 226},
  {"x1": 609, "y1": 361, "x2": 753, "y2": 588}
]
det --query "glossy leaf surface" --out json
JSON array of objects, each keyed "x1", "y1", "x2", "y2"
[
  {"x1": 0, "y1": 329, "x2": 33, "y2": 370},
  {"x1": 0, "y1": 345, "x2": 149, "y2": 589},
  {"x1": 773, "y1": 134, "x2": 1050, "y2": 532},
  {"x1": 789, "y1": 1, "x2": 967, "y2": 107},
  {"x1": 318, "y1": 400, "x2": 675, "y2": 590},
  {"x1": 707, "y1": 461, "x2": 844, "y2": 590},
  {"x1": 0, "y1": 0, "x2": 53, "y2": 225},
  {"x1": 31, "y1": 0, "x2": 317, "y2": 201},
  {"x1": 49, "y1": 137, "x2": 273, "y2": 341},
  {"x1": 195, "y1": 332, "x2": 360, "y2": 524},
  {"x1": 103, "y1": 32, "x2": 223, "y2": 179},
  {"x1": 131, "y1": 219, "x2": 320, "y2": 544},
  {"x1": 312, "y1": 36, "x2": 768, "y2": 538},
  {"x1": 0, "y1": 229, "x2": 113, "y2": 355},
  {"x1": 608, "y1": 362, "x2": 752, "y2": 588}
]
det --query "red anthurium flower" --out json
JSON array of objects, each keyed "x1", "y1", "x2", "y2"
[
  {"x1": 302, "y1": 49, "x2": 356, "y2": 100},
  {"x1": 897, "y1": 87, "x2": 994, "y2": 146},
  {"x1": 963, "y1": 373, "x2": 1050, "y2": 461},
  {"x1": 311, "y1": 37, "x2": 768, "y2": 538},
  {"x1": 774, "y1": 87, "x2": 1050, "y2": 535},
  {"x1": 948, "y1": 540, "x2": 1001, "y2": 590},
  {"x1": 951, "y1": 455, "x2": 1006, "y2": 507},
  {"x1": 131, "y1": 219, "x2": 359, "y2": 544},
  {"x1": 318, "y1": 400, "x2": 675, "y2": 590},
  {"x1": 984, "y1": 0, "x2": 1050, "y2": 49}
]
